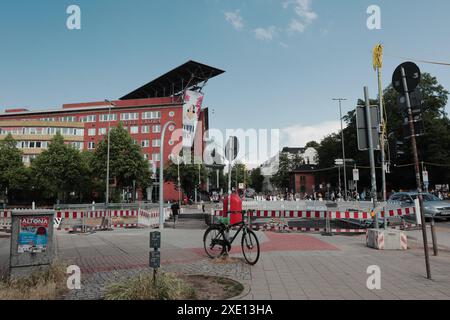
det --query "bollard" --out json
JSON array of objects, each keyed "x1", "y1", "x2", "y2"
[
  {"x1": 430, "y1": 218, "x2": 439, "y2": 256},
  {"x1": 149, "y1": 231, "x2": 161, "y2": 284}
]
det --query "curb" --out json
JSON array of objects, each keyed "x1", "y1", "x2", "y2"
[{"x1": 227, "y1": 280, "x2": 252, "y2": 300}]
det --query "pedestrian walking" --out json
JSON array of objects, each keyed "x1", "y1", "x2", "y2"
[{"x1": 171, "y1": 201, "x2": 180, "y2": 228}]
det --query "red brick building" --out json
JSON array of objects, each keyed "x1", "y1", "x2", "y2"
[
  {"x1": 291, "y1": 165, "x2": 317, "y2": 196},
  {"x1": 0, "y1": 61, "x2": 225, "y2": 202}
]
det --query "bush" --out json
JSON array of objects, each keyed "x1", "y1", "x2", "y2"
[
  {"x1": 105, "y1": 272, "x2": 196, "y2": 300},
  {"x1": 0, "y1": 262, "x2": 67, "y2": 300}
]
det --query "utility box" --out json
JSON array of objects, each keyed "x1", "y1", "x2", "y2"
[
  {"x1": 9, "y1": 210, "x2": 55, "y2": 279},
  {"x1": 366, "y1": 228, "x2": 408, "y2": 250}
]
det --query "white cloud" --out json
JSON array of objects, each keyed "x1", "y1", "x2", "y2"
[
  {"x1": 281, "y1": 120, "x2": 341, "y2": 148},
  {"x1": 283, "y1": 0, "x2": 318, "y2": 33},
  {"x1": 224, "y1": 10, "x2": 244, "y2": 30},
  {"x1": 288, "y1": 19, "x2": 306, "y2": 33},
  {"x1": 254, "y1": 26, "x2": 278, "y2": 41},
  {"x1": 294, "y1": 0, "x2": 318, "y2": 23}
]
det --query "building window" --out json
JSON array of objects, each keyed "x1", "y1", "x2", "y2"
[
  {"x1": 152, "y1": 125, "x2": 161, "y2": 133},
  {"x1": 141, "y1": 126, "x2": 150, "y2": 134},
  {"x1": 60, "y1": 116, "x2": 76, "y2": 122},
  {"x1": 80, "y1": 115, "x2": 97, "y2": 123},
  {"x1": 130, "y1": 126, "x2": 139, "y2": 134},
  {"x1": 141, "y1": 140, "x2": 150, "y2": 148},
  {"x1": 152, "y1": 139, "x2": 161, "y2": 147},
  {"x1": 169, "y1": 111, "x2": 175, "y2": 117},
  {"x1": 120, "y1": 113, "x2": 139, "y2": 121},
  {"x1": 88, "y1": 128, "x2": 96, "y2": 136},
  {"x1": 142, "y1": 111, "x2": 161, "y2": 120},
  {"x1": 40, "y1": 117, "x2": 55, "y2": 122},
  {"x1": 168, "y1": 140, "x2": 174, "y2": 146},
  {"x1": 99, "y1": 128, "x2": 107, "y2": 135},
  {"x1": 88, "y1": 142, "x2": 95, "y2": 150},
  {"x1": 143, "y1": 154, "x2": 149, "y2": 160},
  {"x1": 71, "y1": 142, "x2": 83, "y2": 150},
  {"x1": 132, "y1": 140, "x2": 137, "y2": 145},
  {"x1": 152, "y1": 153, "x2": 161, "y2": 162},
  {"x1": 100, "y1": 114, "x2": 117, "y2": 122}
]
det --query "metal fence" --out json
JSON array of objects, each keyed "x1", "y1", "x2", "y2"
[
  {"x1": 52, "y1": 202, "x2": 160, "y2": 211},
  {"x1": 211, "y1": 206, "x2": 418, "y2": 234}
]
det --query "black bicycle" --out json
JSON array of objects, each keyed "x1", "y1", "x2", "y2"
[{"x1": 203, "y1": 210, "x2": 260, "y2": 265}]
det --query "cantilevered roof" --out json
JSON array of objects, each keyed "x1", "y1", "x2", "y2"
[{"x1": 120, "y1": 60, "x2": 225, "y2": 100}]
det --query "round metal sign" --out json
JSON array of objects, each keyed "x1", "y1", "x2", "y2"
[
  {"x1": 392, "y1": 62, "x2": 421, "y2": 94},
  {"x1": 224, "y1": 136, "x2": 239, "y2": 161}
]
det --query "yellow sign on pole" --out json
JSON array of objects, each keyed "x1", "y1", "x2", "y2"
[{"x1": 373, "y1": 43, "x2": 383, "y2": 70}]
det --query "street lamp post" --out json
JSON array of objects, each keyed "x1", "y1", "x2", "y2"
[
  {"x1": 333, "y1": 98, "x2": 348, "y2": 201},
  {"x1": 178, "y1": 160, "x2": 181, "y2": 204},
  {"x1": 105, "y1": 100, "x2": 114, "y2": 227},
  {"x1": 159, "y1": 121, "x2": 176, "y2": 230}
]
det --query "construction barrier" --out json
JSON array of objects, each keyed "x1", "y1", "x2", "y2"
[
  {"x1": 211, "y1": 207, "x2": 417, "y2": 234},
  {"x1": 1, "y1": 211, "x2": 11, "y2": 231},
  {"x1": 138, "y1": 208, "x2": 171, "y2": 228},
  {"x1": 1, "y1": 209, "x2": 172, "y2": 233}
]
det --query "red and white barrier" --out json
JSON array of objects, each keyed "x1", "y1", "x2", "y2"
[
  {"x1": 213, "y1": 207, "x2": 415, "y2": 220},
  {"x1": 138, "y1": 208, "x2": 171, "y2": 228},
  {"x1": 212, "y1": 207, "x2": 417, "y2": 234},
  {"x1": 55, "y1": 210, "x2": 139, "y2": 231}
]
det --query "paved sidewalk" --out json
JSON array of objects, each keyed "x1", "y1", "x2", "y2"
[{"x1": 2, "y1": 223, "x2": 450, "y2": 300}]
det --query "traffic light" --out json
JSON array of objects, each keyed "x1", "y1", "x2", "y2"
[
  {"x1": 394, "y1": 140, "x2": 405, "y2": 159},
  {"x1": 402, "y1": 116, "x2": 425, "y2": 139},
  {"x1": 397, "y1": 87, "x2": 425, "y2": 139}
]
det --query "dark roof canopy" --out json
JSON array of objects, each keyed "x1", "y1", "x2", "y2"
[
  {"x1": 282, "y1": 147, "x2": 306, "y2": 154},
  {"x1": 291, "y1": 164, "x2": 317, "y2": 173},
  {"x1": 120, "y1": 60, "x2": 225, "y2": 100}
]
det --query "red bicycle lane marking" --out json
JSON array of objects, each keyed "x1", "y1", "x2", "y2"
[{"x1": 190, "y1": 232, "x2": 339, "y2": 256}]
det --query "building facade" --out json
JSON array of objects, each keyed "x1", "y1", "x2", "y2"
[
  {"x1": 0, "y1": 61, "x2": 225, "y2": 202},
  {"x1": 260, "y1": 146, "x2": 318, "y2": 192},
  {"x1": 0, "y1": 120, "x2": 84, "y2": 165}
]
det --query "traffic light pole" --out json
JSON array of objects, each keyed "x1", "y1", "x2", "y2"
[
  {"x1": 401, "y1": 67, "x2": 431, "y2": 279},
  {"x1": 377, "y1": 67, "x2": 387, "y2": 202},
  {"x1": 364, "y1": 87, "x2": 379, "y2": 229}
]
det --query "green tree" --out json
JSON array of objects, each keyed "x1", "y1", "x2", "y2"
[
  {"x1": 0, "y1": 134, "x2": 28, "y2": 204},
  {"x1": 165, "y1": 162, "x2": 207, "y2": 199},
  {"x1": 305, "y1": 141, "x2": 320, "y2": 149},
  {"x1": 226, "y1": 162, "x2": 248, "y2": 190},
  {"x1": 315, "y1": 72, "x2": 450, "y2": 192},
  {"x1": 249, "y1": 167, "x2": 264, "y2": 192},
  {"x1": 271, "y1": 152, "x2": 304, "y2": 192},
  {"x1": 91, "y1": 123, "x2": 151, "y2": 202},
  {"x1": 31, "y1": 133, "x2": 89, "y2": 203}
]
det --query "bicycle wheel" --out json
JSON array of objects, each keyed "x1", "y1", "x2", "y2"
[
  {"x1": 203, "y1": 225, "x2": 226, "y2": 259},
  {"x1": 241, "y1": 229, "x2": 260, "y2": 265}
]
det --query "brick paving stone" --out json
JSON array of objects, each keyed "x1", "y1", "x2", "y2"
[{"x1": 4, "y1": 224, "x2": 450, "y2": 300}]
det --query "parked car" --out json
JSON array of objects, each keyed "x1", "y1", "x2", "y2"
[{"x1": 388, "y1": 192, "x2": 450, "y2": 220}]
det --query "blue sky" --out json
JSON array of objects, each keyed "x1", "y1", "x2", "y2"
[{"x1": 1, "y1": 0, "x2": 450, "y2": 149}]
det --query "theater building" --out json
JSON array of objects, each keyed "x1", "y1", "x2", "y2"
[{"x1": 0, "y1": 61, "x2": 225, "y2": 202}]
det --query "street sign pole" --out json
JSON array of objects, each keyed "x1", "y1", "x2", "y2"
[
  {"x1": 364, "y1": 87, "x2": 379, "y2": 229},
  {"x1": 377, "y1": 68, "x2": 387, "y2": 202},
  {"x1": 400, "y1": 67, "x2": 431, "y2": 279},
  {"x1": 159, "y1": 121, "x2": 176, "y2": 230}
]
